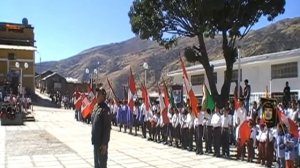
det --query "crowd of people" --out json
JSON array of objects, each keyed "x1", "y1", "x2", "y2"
[{"x1": 74, "y1": 80, "x2": 299, "y2": 168}]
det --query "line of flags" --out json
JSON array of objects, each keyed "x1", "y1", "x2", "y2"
[{"x1": 73, "y1": 58, "x2": 217, "y2": 120}]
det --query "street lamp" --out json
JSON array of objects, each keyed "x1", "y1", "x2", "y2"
[
  {"x1": 85, "y1": 68, "x2": 91, "y2": 88},
  {"x1": 93, "y1": 68, "x2": 98, "y2": 88},
  {"x1": 15, "y1": 61, "x2": 29, "y2": 96},
  {"x1": 97, "y1": 61, "x2": 100, "y2": 86},
  {"x1": 143, "y1": 62, "x2": 149, "y2": 87},
  {"x1": 86, "y1": 68, "x2": 97, "y2": 89}
]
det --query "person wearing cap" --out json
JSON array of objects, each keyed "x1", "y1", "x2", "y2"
[{"x1": 91, "y1": 87, "x2": 112, "y2": 168}]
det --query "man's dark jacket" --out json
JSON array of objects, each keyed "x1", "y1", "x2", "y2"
[{"x1": 91, "y1": 102, "x2": 111, "y2": 146}]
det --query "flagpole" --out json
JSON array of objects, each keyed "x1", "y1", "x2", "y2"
[
  {"x1": 269, "y1": 80, "x2": 272, "y2": 98},
  {"x1": 237, "y1": 48, "x2": 241, "y2": 99}
]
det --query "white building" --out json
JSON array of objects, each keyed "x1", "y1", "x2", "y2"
[{"x1": 167, "y1": 48, "x2": 300, "y2": 102}]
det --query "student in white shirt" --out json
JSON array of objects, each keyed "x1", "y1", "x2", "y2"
[
  {"x1": 221, "y1": 107, "x2": 232, "y2": 158},
  {"x1": 204, "y1": 108, "x2": 213, "y2": 153},
  {"x1": 211, "y1": 106, "x2": 222, "y2": 157},
  {"x1": 194, "y1": 106, "x2": 205, "y2": 155}
]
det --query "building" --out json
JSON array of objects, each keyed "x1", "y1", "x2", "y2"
[
  {"x1": 168, "y1": 48, "x2": 300, "y2": 102},
  {"x1": 40, "y1": 73, "x2": 67, "y2": 95},
  {"x1": 35, "y1": 70, "x2": 54, "y2": 89},
  {"x1": 0, "y1": 18, "x2": 36, "y2": 94}
]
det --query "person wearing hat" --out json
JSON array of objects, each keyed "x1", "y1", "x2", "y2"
[{"x1": 91, "y1": 87, "x2": 112, "y2": 168}]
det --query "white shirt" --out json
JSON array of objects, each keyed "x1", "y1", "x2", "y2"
[
  {"x1": 186, "y1": 113, "x2": 194, "y2": 129},
  {"x1": 167, "y1": 108, "x2": 173, "y2": 121},
  {"x1": 133, "y1": 106, "x2": 139, "y2": 115},
  {"x1": 234, "y1": 107, "x2": 247, "y2": 126},
  {"x1": 171, "y1": 113, "x2": 179, "y2": 127},
  {"x1": 211, "y1": 112, "x2": 221, "y2": 127},
  {"x1": 221, "y1": 114, "x2": 232, "y2": 128},
  {"x1": 256, "y1": 127, "x2": 273, "y2": 142},
  {"x1": 194, "y1": 111, "x2": 205, "y2": 127},
  {"x1": 146, "y1": 110, "x2": 153, "y2": 121},
  {"x1": 113, "y1": 104, "x2": 119, "y2": 114},
  {"x1": 181, "y1": 113, "x2": 188, "y2": 128},
  {"x1": 204, "y1": 113, "x2": 212, "y2": 126}
]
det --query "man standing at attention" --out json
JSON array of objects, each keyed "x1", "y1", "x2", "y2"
[
  {"x1": 91, "y1": 87, "x2": 112, "y2": 168},
  {"x1": 243, "y1": 79, "x2": 251, "y2": 113}
]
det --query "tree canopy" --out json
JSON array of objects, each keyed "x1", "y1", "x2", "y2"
[{"x1": 129, "y1": 0, "x2": 285, "y2": 108}]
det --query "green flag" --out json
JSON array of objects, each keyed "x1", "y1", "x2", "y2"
[{"x1": 201, "y1": 84, "x2": 215, "y2": 111}]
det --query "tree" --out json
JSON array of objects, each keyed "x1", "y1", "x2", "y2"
[{"x1": 128, "y1": 0, "x2": 285, "y2": 108}]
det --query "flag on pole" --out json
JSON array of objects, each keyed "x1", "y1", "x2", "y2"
[
  {"x1": 162, "y1": 79, "x2": 170, "y2": 108},
  {"x1": 158, "y1": 83, "x2": 170, "y2": 124},
  {"x1": 107, "y1": 78, "x2": 118, "y2": 100},
  {"x1": 179, "y1": 57, "x2": 199, "y2": 117},
  {"x1": 74, "y1": 93, "x2": 83, "y2": 110},
  {"x1": 277, "y1": 108, "x2": 299, "y2": 138},
  {"x1": 239, "y1": 120, "x2": 251, "y2": 146},
  {"x1": 81, "y1": 85, "x2": 97, "y2": 119},
  {"x1": 201, "y1": 84, "x2": 215, "y2": 111},
  {"x1": 234, "y1": 97, "x2": 240, "y2": 110},
  {"x1": 141, "y1": 83, "x2": 151, "y2": 112},
  {"x1": 128, "y1": 68, "x2": 137, "y2": 111},
  {"x1": 73, "y1": 87, "x2": 81, "y2": 99}
]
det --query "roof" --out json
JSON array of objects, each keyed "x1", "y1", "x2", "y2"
[
  {"x1": 0, "y1": 44, "x2": 36, "y2": 51},
  {"x1": 42, "y1": 73, "x2": 66, "y2": 81},
  {"x1": 168, "y1": 48, "x2": 300, "y2": 76}
]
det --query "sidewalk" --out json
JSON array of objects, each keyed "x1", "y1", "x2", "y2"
[{"x1": 1, "y1": 105, "x2": 263, "y2": 168}]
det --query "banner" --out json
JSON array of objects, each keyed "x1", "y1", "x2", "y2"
[
  {"x1": 261, "y1": 97, "x2": 278, "y2": 128},
  {"x1": 171, "y1": 85, "x2": 183, "y2": 108}
]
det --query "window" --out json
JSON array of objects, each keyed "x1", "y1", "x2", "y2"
[
  {"x1": 271, "y1": 62, "x2": 298, "y2": 79},
  {"x1": 191, "y1": 74, "x2": 204, "y2": 85},
  {"x1": 224, "y1": 69, "x2": 242, "y2": 82},
  {"x1": 8, "y1": 53, "x2": 15, "y2": 60}
]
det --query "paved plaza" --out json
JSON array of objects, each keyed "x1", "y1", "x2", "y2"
[{"x1": 1, "y1": 105, "x2": 263, "y2": 168}]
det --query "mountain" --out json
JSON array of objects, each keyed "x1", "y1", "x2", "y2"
[{"x1": 37, "y1": 17, "x2": 300, "y2": 98}]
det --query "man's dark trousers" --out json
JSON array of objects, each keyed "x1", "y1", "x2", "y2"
[{"x1": 94, "y1": 145, "x2": 107, "y2": 168}]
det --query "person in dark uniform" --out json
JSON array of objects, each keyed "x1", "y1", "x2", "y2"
[
  {"x1": 91, "y1": 87, "x2": 112, "y2": 168},
  {"x1": 283, "y1": 81, "x2": 291, "y2": 109}
]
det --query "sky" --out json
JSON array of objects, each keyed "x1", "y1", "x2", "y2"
[{"x1": 0, "y1": 0, "x2": 299, "y2": 63}]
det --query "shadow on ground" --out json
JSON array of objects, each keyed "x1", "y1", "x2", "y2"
[{"x1": 31, "y1": 94, "x2": 61, "y2": 108}]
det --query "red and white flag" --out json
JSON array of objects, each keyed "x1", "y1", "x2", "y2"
[
  {"x1": 277, "y1": 108, "x2": 298, "y2": 138},
  {"x1": 179, "y1": 57, "x2": 199, "y2": 117},
  {"x1": 74, "y1": 93, "x2": 84, "y2": 110},
  {"x1": 162, "y1": 80, "x2": 170, "y2": 108},
  {"x1": 81, "y1": 85, "x2": 97, "y2": 119},
  {"x1": 141, "y1": 83, "x2": 151, "y2": 112},
  {"x1": 128, "y1": 68, "x2": 137, "y2": 111},
  {"x1": 158, "y1": 83, "x2": 169, "y2": 124}
]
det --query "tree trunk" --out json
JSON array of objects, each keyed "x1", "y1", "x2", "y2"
[{"x1": 196, "y1": 33, "x2": 235, "y2": 109}]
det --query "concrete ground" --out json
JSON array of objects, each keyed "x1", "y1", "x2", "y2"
[{"x1": 0, "y1": 105, "x2": 266, "y2": 168}]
